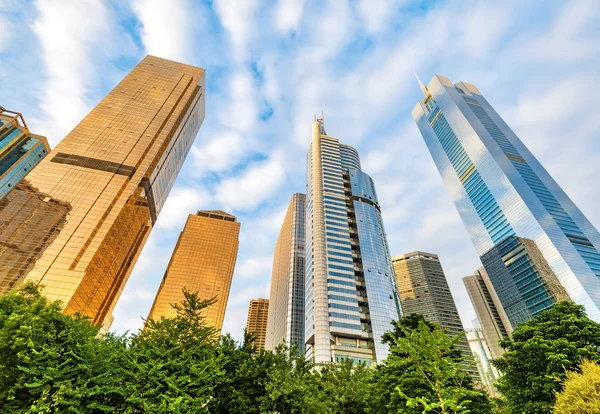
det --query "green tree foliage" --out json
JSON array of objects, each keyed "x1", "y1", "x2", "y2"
[
  {"x1": 125, "y1": 290, "x2": 226, "y2": 412},
  {"x1": 493, "y1": 301, "x2": 600, "y2": 414},
  {"x1": 0, "y1": 282, "x2": 130, "y2": 412},
  {"x1": 553, "y1": 359, "x2": 600, "y2": 414},
  {"x1": 367, "y1": 314, "x2": 491, "y2": 414},
  {"x1": 0, "y1": 284, "x2": 490, "y2": 413}
]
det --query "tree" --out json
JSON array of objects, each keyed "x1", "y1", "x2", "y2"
[
  {"x1": 368, "y1": 313, "x2": 490, "y2": 414},
  {"x1": 0, "y1": 282, "x2": 130, "y2": 412},
  {"x1": 126, "y1": 290, "x2": 226, "y2": 413},
  {"x1": 553, "y1": 359, "x2": 600, "y2": 414},
  {"x1": 311, "y1": 358, "x2": 371, "y2": 414},
  {"x1": 493, "y1": 301, "x2": 600, "y2": 414}
]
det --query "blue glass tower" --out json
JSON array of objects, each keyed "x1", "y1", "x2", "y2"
[
  {"x1": 0, "y1": 106, "x2": 49, "y2": 199},
  {"x1": 413, "y1": 75, "x2": 600, "y2": 328},
  {"x1": 305, "y1": 118, "x2": 401, "y2": 365}
]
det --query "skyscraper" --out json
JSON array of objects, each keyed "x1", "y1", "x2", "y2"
[
  {"x1": 246, "y1": 298, "x2": 269, "y2": 350},
  {"x1": 147, "y1": 210, "x2": 240, "y2": 333},
  {"x1": 265, "y1": 193, "x2": 306, "y2": 352},
  {"x1": 0, "y1": 56, "x2": 205, "y2": 331},
  {"x1": 463, "y1": 267, "x2": 512, "y2": 359},
  {"x1": 305, "y1": 118, "x2": 401, "y2": 365},
  {"x1": 392, "y1": 251, "x2": 478, "y2": 379},
  {"x1": 413, "y1": 75, "x2": 600, "y2": 328},
  {"x1": 466, "y1": 323, "x2": 500, "y2": 392},
  {"x1": 0, "y1": 106, "x2": 50, "y2": 199}
]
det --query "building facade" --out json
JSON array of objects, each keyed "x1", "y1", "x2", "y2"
[
  {"x1": 463, "y1": 267, "x2": 512, "y2": 360},
  {"x1": 413, "y1": 75, "x2": 600, "y2": 328},
  {"x1": 0, "y1": 56, "x2": 205, "y2": 331},
  {"x1": 466, "y1": 324, "x2": 500, "y2": 392},
  {"x1": 147, "y1": 210, "x2": 240, "y2": 333},
  {"x1": 0, "y1": 106, "x2": 50, "y2": 200},
  {"x1": 392, "y1": 251, "x2": 478, "y2": 379},
  {"x1": 305, "y1": 118, "x2": 401, "y2": 365},
  {"x1": 246, "y1": 298, "x2": 269, "y2": 350},
  {"x1": 265, "y1": 193, "x2": 306, "y2": 352}
]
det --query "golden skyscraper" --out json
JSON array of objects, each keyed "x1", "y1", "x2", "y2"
[
  {"x1": 246, "y1": 298, "x2": 269, "y2": 350},
  {"x1": 147, "y1": 210, "x2": 240, "y2": 333},
  {"x1": 0, "y1": 56, "x2": 205, "y2": 331}
]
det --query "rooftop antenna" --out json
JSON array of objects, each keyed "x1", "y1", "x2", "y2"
[{"x1": 414, "y1": 71, "x2": 429, "y2": 97}]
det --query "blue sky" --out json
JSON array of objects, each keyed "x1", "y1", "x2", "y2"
[{"x1": 1, "y1": 0, "x2": 599, "y2": 341}]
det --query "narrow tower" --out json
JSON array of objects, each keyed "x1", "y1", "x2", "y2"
[
  {"x1": 0, "y1": 56, "x2": 205, "y2": 331},
  {"x1": 265, "y1": 193, "x2": 306, "y2": 352},
  {"x1": 463, "y1": 267, "x2": 512, "y2": 359},
  {"x1": 305, "y1": 118, "x2": 401, "y2": 365},
  {"x1": 246, "y1": 298, "x2": 269, "y2": 350},
  {"x1": 413, "y1": 75, "x2": 600, "y2": 328},
  {"x1": 147, "y1": 210, "x2": 240, "y2": 334}
]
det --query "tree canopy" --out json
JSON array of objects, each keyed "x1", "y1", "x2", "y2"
[
  {"x1": 14, "y1": 284, "x2": 600, "y2": 412},
  {"x1": 493, "y1": 301, "x2": 600, "y2": 414}
]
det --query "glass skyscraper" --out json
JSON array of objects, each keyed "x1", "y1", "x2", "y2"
[
  {"x1": 413, "y1": 74, "x2": 600, "y2": 328},
  {"x1": 0, "y1": 107, "x2": 49, "y2": 200},
  {"x1": 305, "y1": 118, "x2": 401, "y2": 365},
  {"x1": 265, "y1": 193, "x2": 306, "y2": 352},
  {"x1": 246, "y1": 298, "x2": 269, "y2": 350},
  {"x1": 147, "y1": 210, "x2": 240, "y2": 334},
  {"x1": 0, "y1": 56, "x2": 205, "y2": 332},
  {"x1": 463, "y1": 267, "x2": 512, "y2": 360}
]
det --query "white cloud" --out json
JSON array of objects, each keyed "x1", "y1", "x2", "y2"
[
  {"x1": 215, "y1": 153, "x2": 287, "y2": 210},
  {"x1": 32, "y1": 0, "x2": 117, "y2": 145},
  {"x1": 275, "y1": 0, "x2": 305, "y2": 34},
  {"x1": 131, "y1": 0, "x2": 194, "y2": 62},
  {"x1": 235, "y1": 256, "x2": 273, "y2": 279},
  {"x1": 221, "y1": 282, "x2": 270, "y2": 338},
  {"x1": 156, "y1": 186, "x2": 213, "y2": 230},
  {"x1": 220, "y1": 70, "x2": 259, "y2": 134},
  {"x1": 213, "y1": 0, "x2": 261, "y2": 60},
  {"x1": 356, "y1": 0, "x2": 399, "y2": 34},
  {"x1": 190, "y1": 129, "x2": 245, "y2": 174}
]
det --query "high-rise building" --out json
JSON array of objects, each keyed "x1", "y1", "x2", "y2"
[
  {"x1": 0, "y1": 56, "x2": 205, "y2": 331},
  {"x1": 0, "y1": 106, "x2": 50, "y2": 199},
  {"x1": 392, "y1": 251, "x2": 478, "y2": 379},
  {"x1": 305, "y1": 118, "x2": 401, "y2": 366},
  {"x1": 246, "y1": 298, "x2": 269, "y2": 350},
  {"x1": 413, "y1": 75, "x2": 600, "y2": 329},
  {"x1": 265, "y1": 193, "x2": 306, "y2": 352},
  {"x1": 463, "y1": 267, "x2": 512, "y2": 359},
  {"x1": 466, "y1": 322, "x2": 500, "y2": 392},
  {"x1": 147, "y1": 210, "x2": 240, "y2": 333}
]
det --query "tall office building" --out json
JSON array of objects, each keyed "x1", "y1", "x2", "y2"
[
  {"x1": 246, "y1": 298, "x2": 269, "y2": 350},
  {"x1": 147, "y1": 210, "x2": 240, "y2": 333},
  {"x1": 305, "y1": 118, "x2": 401, "y2": 365},
  {"x1": 0, "y1": 106, "x2": 50, "y2": 199},
  {"x1": 265, "y1": 193, "x2": 306, "y2": 352},
  {"x1": 392, "y1": 251, "x2": 478, "y2": 379},
  {"x1": 466, "y1": 324, "x2": 500, "y2": 392},
  {"x1": 413, "y1": 75, "x2": 600, "y2": 328},
  {"x1": 463, "y1": 267, "x2": 512, "y2": 359},
  {"x1": 0, "y1": 56, "x2": 205, "y2": 331}
]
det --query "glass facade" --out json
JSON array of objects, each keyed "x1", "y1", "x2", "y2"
[
  {"x1": 393, "y1": 251, "x2": 479, "y2": 380},
  {"x1": 413, "y1": 75, "x2": 600, "y2": 326},
  {"x1": 305, "y1": 119, "x2": 401, "y2": 365},
  {"x1": 265, "y1": 193, "x2": 306, "y2": 352},
  {"x1": 0, "y1": 107, "x2": 50, "y2": 200},
  {"x1": 466, "y1": 325, "x2": 500, "y2": 392},
  {"x1": 246, "y1": 298, "x2": 269, "y2": 350},
  {"x1": 0, "y1": 56, "x2": 205, "y2": 332},
  {"x1": 463, "y1": 267, "x2": 512, "y2": 359},
  {"x1": 147, "y1": 210, "x2": 240, "y2": 333}
]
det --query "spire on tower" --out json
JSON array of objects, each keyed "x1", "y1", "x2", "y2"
[{"x1": 414, "y1": 71, "x2": 430, "y2": 98}]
